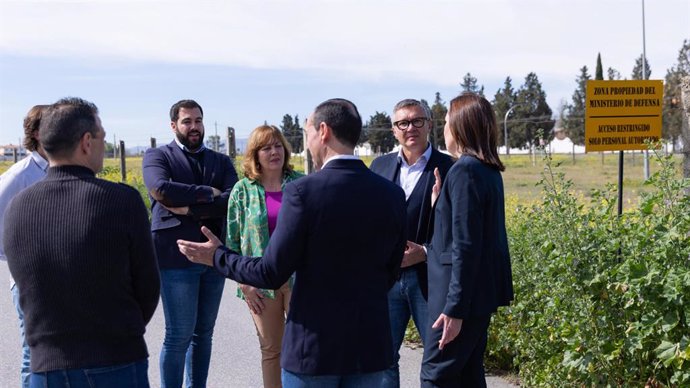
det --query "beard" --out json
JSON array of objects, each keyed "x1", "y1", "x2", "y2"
[{"x1": 176, "y1": 129, "x2": 205, "y2": 151}]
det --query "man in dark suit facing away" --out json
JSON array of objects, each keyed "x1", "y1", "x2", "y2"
[
  {"x1": 370, "y1": 98, "x2": 454, "y2": 388},
  {"x1": 177, "y1": 98, "x2": 408, "y2": 388}
]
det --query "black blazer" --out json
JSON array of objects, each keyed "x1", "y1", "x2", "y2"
[
  {"x1": 143, "y1": 141, "x2": 238, "y2": 269},
  {"x1": 427, "y1": 155, "x2": 513, "y2": 320},
  {"x1": 370, "y1": 147, "x2": 454, "y2": 299},
  {"x1": 212, "y1": 159, "x2": 407, "y2": 375}
]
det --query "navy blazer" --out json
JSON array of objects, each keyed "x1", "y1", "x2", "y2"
[
  {"x1": 370, "y1": 147, "x2": 454, "y2": 299},
  {"x1": 212, "y1": 159, "x2": 407, "y2": 375},
  {"x1": 427, "y1": 155, "x2": 513, "y2": 320},
  {"x1": 143, "y1": 141, "x2": 238, "y2": 269}
]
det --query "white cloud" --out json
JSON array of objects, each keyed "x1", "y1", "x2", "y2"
[
  {"x1": 2, "y1": 0, "x2": 687, "y2": 85},
  {"x1": 0, "y1": 0, "x2": 688, "y2": 145}
]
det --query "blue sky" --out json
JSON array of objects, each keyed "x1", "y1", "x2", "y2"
[{"x1": 1, "y1": 0, "x2": 688, "y2": 147}]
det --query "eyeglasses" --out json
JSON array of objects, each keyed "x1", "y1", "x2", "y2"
[{"x1": 393, "y1": 117, "x2": 429, "y2": 130}]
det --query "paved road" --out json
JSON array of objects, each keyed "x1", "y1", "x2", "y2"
[{"x1": 0, "y1": 264, "x2": 515, "y2": 387}]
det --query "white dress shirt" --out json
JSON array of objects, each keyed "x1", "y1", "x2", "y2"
[
  {"x1": 397, "y1": 144, "x2": 432, "y2": 200},
  {"x1": 321, "y1": 154, "x2": 360, "y2": 169}
]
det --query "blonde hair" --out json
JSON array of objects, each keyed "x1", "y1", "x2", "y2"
[{"x1": 242, "y1": 125, "x2": 293, "y2": 180}]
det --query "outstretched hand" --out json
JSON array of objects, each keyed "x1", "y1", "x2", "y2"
[
  {"x1": 431, "y1": 313, "x2": 463, "y2": 350},
  {"x1": 177, "y1": 226, "x2": 222, "y2": 267},
  {"x1": 431, "y1": 167, "x2": 442, "y2": 208}
]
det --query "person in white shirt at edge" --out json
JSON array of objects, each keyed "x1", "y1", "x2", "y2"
[{"x1": 0, "y1": 105, "x2": 50, "y2": 388}]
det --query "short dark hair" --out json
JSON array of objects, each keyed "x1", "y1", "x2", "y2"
[
  {"x1": 23, "y1": 105, "x2": 49, "y2": 152},
  {"x1": 39, "y1": 97, "x2": 100, "y2": 159},
  {"x1": 447, "y1": 93, "x2": 505, "y2": 171},
  {"x1": 312, "y1": 98, "x2": 361, "y2": 148},
  {"x1": 170, "y1": 100, "x2": 203, "y2": 122},
  {"x1": 392, "y1": 99, "x2": 432, "y2": 119}
]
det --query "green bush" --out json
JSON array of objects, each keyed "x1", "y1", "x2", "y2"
[{"x1": 488, "y1": 150, "x2": 690, "y2": 387}]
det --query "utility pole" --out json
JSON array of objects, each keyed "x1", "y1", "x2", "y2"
[
  {"x1": 214, "y1": 121, "x2": 219, "y2": 152},
  {"x1": 303, "y1": 131, "x2": 313, "y2": 174},
  {"x1": 504, "y1": 104, "x2": 526, "y2": 156},
  {"x1": 226, "y1": 127, "x2": 236, "y2": 159},
  {"x1": 642, "y1": 0, "x2": 650, "y2": 180}
]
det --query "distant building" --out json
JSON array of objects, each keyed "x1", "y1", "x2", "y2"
[
  {"x1": 354, "y1": 142, "x2": 374, "y2": 157},
  {"x1": 0, "y1": 144, "x2": 27, "y2": 161},
  {"x1": 547, "y1": 127, "x2": 585, "y2": 154}
]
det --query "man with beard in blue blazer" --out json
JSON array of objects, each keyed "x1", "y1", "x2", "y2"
[{"x1": 142, "y1": 99, "x2": 238, "y2": 388}]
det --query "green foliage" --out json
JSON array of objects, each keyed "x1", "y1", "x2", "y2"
[
  {"x1": 280, "y1": 114, "x2": 304, "y2": 153},
  {"x1": 632, "y1": 54, "x2": 652, "y2": 80},
  {"x1": 662, "y1": 39, "x2": 690, "y2": 145},
  {"x1": 511, "y1": 73, "x2": 555, "y2": 149},
  {"x1": 608, "y1": 67, "x2": 622, "y2": 81},
  {"x1": 365, "y1": 111, "x2": 395, "y2": 154},
  {"x1": 493, "y1": 76, "x2": 517, "y2": 148},
  {"x1": 562, "y1": 66, "x2": 590, "y2": 145},
  {"x1": 595, "y1": 53, "x2": 604, "y2": 81},
  {"x1": 430, "y1": 92, "x2": 448, "y2": 150},
  {"x1": 487, "y1": 149, "x2": 690, "y2": 387},
  {"x1": 460, "y1": 72, "x2": 485, "y2": 97}
]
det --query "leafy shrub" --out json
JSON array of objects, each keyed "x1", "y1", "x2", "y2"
[{"x1": 487, "y1": 150, "x2": 690, "y2": 387}]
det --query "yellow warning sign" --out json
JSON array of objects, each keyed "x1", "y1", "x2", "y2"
[{"x1": 585, "y1": 80, "x2": 662, "y2": 152}]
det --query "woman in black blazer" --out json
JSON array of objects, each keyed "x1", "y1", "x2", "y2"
[{"x1": 420, "y1": 93, "x2": 514, "y2": 387}]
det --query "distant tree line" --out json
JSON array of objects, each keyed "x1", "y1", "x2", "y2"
[
  {"x1": 561, "y1": 40, "x2": 689, "y2": 147},
  {"x1": 273, "y1": 40, "x2": 689, "y2": 154}
]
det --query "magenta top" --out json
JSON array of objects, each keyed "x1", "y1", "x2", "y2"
[{"x1": 265, "y1": 191, "x2": 283, "y2": 236}]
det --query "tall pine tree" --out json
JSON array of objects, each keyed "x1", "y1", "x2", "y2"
[
  {"x1": 365, "y1": 112, "x2": 395, "y2": 154},
  {"x1": 595, "y1": 53, "x2": 604, "y2": 80},
  {"x1": 291, "y1": 114, "x2": 303, "y2": 153},
  {"x1": 430, "y1": 92, "x2": 447, "y2": 149},
  {"x1": 631, "y1": 54, "x2": 652, "y2": 80},
  {"x1": 460, "y1": 73, "x2": 485, "y2": 97},
  {"x1": 662, "y1": 39, "x2": 690, "y2": 146},
  {"x1": 280, "y1": 114, "x2": 303, "y2": 153},
  {"x1": 562, "y1": 66, "x2": 591, "y2": 145},
  {"x1": 607, "y1": 67, "x2": 622, "y2": 80},
  {"x1": 512, "y1": 73, "x2": 555, "y2": 149},
  {"x1": 492, "y1": 76, "x2": 517, "y2": 148}
]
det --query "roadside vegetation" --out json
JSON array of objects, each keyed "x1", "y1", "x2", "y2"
[
  {"x1": 490, "y1": 150, "x2": 689, "y2": 387},
  {"x1": 2, "y1": 151, "x2": 687, "y2": 386}
]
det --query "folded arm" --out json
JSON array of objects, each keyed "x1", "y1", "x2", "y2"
[{"x1": 142, "y1": 148, "x2": 237, "y2": 219}]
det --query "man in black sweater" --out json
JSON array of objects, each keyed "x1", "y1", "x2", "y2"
[{"x1": 3, "y1": 97, "x2": 160, "y2": 387}]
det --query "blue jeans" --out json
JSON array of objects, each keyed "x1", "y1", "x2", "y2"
[
  {"x1": 12, "y1": 283, "x2": 31, "y2": 388},
  {"x1": 382, "y1": 268, "x2": 429, "y2": 388},
  {"x1": 282, "y1": 369, "x2": 386, "y2": 388},
  {"x1": 159, "y1": 264, "x2": 225, "y2": 388},
  {"x1": 29, "y1": 360, "x2": 149, "y2": 388}
]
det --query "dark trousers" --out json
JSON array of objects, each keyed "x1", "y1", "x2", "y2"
[
  {"x1": 29, "y1": 360, "x2": 149, "y2": 388},
  {"x1": 420, "y1": 314, "x2": 491, "y2": 388}
]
